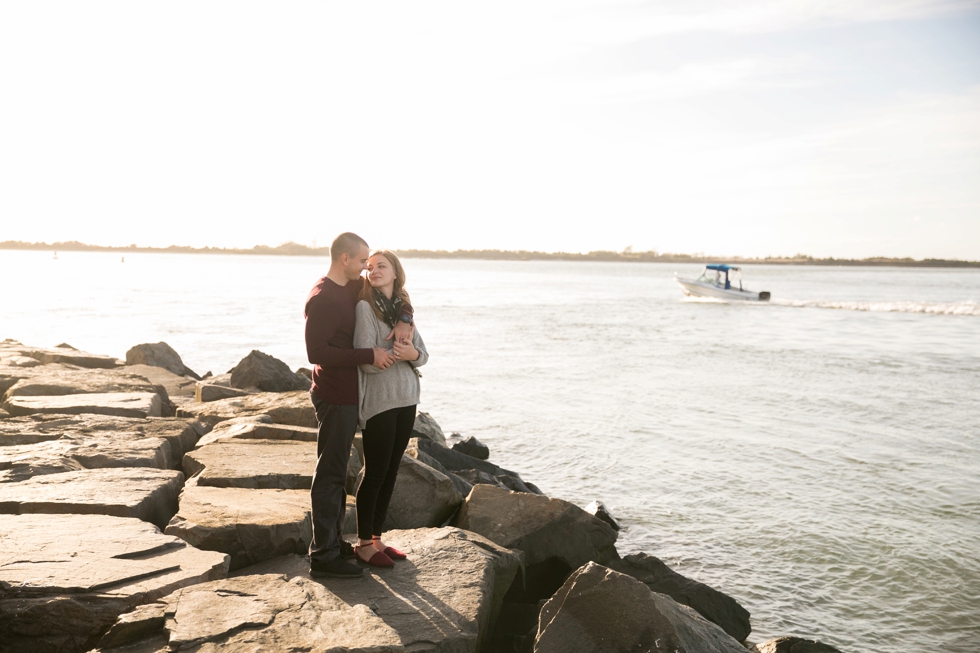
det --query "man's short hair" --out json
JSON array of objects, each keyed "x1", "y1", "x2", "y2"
[{"x1": 330, "y1": 232, "x2": 369, "y2": 262}]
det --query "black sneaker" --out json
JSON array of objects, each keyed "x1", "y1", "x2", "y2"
[
  {"x1": 310, "y1": 557, "x2": 363, "y2": 579},
  {"x1": 339, "y1": 540, "x2": 356, "y2": 560}
]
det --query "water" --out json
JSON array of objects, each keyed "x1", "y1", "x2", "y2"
[{"x1": 2, "y1": 250, "x2": 979, "y2": 652}]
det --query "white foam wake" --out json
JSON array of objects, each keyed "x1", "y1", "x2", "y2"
[{"x1": 771, "y1": 299, "x2": 980, "y2": 316}]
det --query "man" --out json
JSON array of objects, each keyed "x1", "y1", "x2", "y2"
[{"x1": 304, "y1": 232, "x2": 414, "y2": 578}]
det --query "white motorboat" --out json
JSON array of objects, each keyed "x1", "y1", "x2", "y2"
[{"x1": 675, "y1": 265, "x2": 770, "y2": 301}]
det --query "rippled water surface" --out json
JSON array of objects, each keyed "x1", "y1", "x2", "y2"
[{"x1": 3, "y1": 250, "x2": 979, "y2": 652}]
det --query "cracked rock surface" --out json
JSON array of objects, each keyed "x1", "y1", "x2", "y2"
[
  {"x1": 183, "y1": 438, "x2": 316, "y2": 489},
  {"x1": 0, "y1": 513, "x2": 228, "y2": 653},
  {"x1": 175, "y1": 391, "x2": 316, "y2": 428},
  {"x1": 3, "y1": 392, "x2": 164, "y2": 419}
]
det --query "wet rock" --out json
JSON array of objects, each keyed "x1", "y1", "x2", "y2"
[
  {"x1": 175, "y1": 390, "x2": 315, "y2": 428},
  {"x1": 356, "y1": 455, "x2": 463, "y2": 530},
  {"x1": 96, "y1": 573, "x2": 401, "y2": 653},
  {"x1": 0, "y1": 467, "x2": 184, "y2": 528},
  {"x1": 120, "y1": 364, "x2": 199, "y2": 398},
  {"x1": 164, "y1": 485, "x2": 311, "y2": 571},
  {"x1": 412, "y1": 410, "x2": 447, "y2": 446},
  {"x1": 229, "y1": 350, "x2": 310, "y2": 392},
  {"x1": 125, "y1": 342, "x2": 200, "y2": 379},
  {"x1": 415, "y1": 437, "x2": 542, "y2": 494},
  {"x1": 194, "y1": 381, "x2": 249, "y2": 402},
  {"x1": 183, "y1": 438, "x2": 316, "y2": 489},
  {"x1": 3, "y1": 391, "x2": 164, "y2": 419},
  {"x1": 611, "y1": 552, "x2": 751, "y2": 642},
  {"x1": 0, "y1": 415, "x2": 204, "y2": 461},
  {"x1": 584, "y1": 500, "x2": 621, "y2": 531},
  {"x1": 454, "y1": 484, "x2": 617, "y2": 601},
  {"x1": 534, "y1": 562, "x2": 747, "y2": 653},
  {"x1": 232, "y1": 527, "x2": 522, "y2": 653},
  {"x1": 750, "y1": 636, "x2": 845, "y2": 653},
  {"x1": 195, "y1": 414, "x2": 317, "y2": 446},
  {"x1": 451, "y1": 435, "x2": 490, "y2": 460},
  {"x1": 0, "y1": 513, "x2": 228, "y2": 653}
]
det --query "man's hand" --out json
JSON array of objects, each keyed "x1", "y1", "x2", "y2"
[
  {"x1": 387, "y1": 320, "x2": 414, "y2": 343},
  {"x1": 372, "y1": 348, "x2": 396, "y2": 369},
  {"x1": 393, "y1": 338, "x2": 419, "y2": 362}
]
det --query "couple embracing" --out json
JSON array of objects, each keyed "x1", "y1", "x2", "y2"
[{"x1": 303, "y1": 232, "x2": 428, "y2": 579}]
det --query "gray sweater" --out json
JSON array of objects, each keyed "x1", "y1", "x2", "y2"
[{"x1": 353, "y1": 300, "x2": 429, "y2": 428}]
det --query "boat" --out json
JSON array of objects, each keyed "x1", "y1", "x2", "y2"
[{"x1": 675, "y1": 264, "x2": 770, "y2": 301}]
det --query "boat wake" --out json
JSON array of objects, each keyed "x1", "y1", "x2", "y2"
[{"x1": 771, "y1": 299, "x2": 980, "y2": 316}]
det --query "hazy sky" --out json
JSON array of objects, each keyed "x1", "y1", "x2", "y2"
[{"x1": 1, "y1": 1, "x2": 978, "y2": 258}]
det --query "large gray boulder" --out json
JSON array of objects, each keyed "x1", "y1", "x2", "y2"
[
  {"x1": 2, "y1": 391, "x2": 163, "y2": 419},
  {"x1": 535, "y1": 562, "x2": 748, "y2": 653},
  {"x1": 414, "y1": 437, "x2": 541, "y2": 493},
  {"x1": 229, "y1": 527, "x2": 523, "y2": 653},
  {"x1": 2, "y1": 367, "x2": 174, "y2": 415},
  {"x1": 0, "y1": 414, "x2": 204, "y2": 461},
  {"x1": 412, "y1": 410, "x2": 447, "y2": 445},
  {"x1": 125, "y1": 342, "x2": 199, "y2": 379},
  {"x1": 0, "y1": 467, "x2": 184, "y2": 528},
  {"x1": 356, "y1": 455, "x2": 463, "y2": 531},
  {"x1": 95, "y1": 574, "x2": 402, "y2": 653},
  {"x1": 404, "y1": 438, "x2": 474, "y2": 498},
  {"x1": 183, "y1": 438, "x2": 316, "y2": 489},
  {"x1": 455, "y1": 484, "x2": 617, "y2": 601},
  {"x1": 611, "y1": 552, "x2": 751, "y2": 642},
  {"x1": 0, "y1": 513, "x2": 228, "y2": 653},
  {"x1": 451, "y1": 435, "x2": 490, "y2": 460},
  {"x1": 229, "y1": 350, "x2": 310, "y2": 392},
  {"x1": 751, "y1": 637, "x2": 845, "y2": 653},
  {"x1": 175, "y1": 390, "x2": 316, "y2": 427},
  {"x1": 164, "y1": 485, "x2": 312, "y2": 571}
]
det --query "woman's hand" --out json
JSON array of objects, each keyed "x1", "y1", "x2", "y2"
[{"x1": 392, "y1": 338, "x2": 419, "y2": 362}]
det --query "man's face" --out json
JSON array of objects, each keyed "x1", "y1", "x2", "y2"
[{"x1": 342, "y1": 245, "x2": 370, "y2": 281}]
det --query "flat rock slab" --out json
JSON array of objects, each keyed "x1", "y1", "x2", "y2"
[
  {"x1": 535, "y1": 562, "x2": 747, "y2": 653},
  {"x1": 611, "y1": 552, "x2": 752, "y2": 642},
  {"x1": 3, "y1": 392, "x2": 163, "y2": 419},
  {"x1": 164, "y1": 485, "x2": 312, "y2": 571},
  {"x1": 0, "y1": 467, "x2": 184, "y2": 528},
  {"x1": 2, "y1": 368, "x2": 171, "y2": 405},
  {"x1": 0, "y1": 513, "x2": 228, "y2": 653},
  {"x1": 195, "y1": 415, "x2": 317, "y2": 447},
  {"x1": 0, "y1": 434, "x2": 172, "y2": 483},
  {"x1": 2, "y1": 342, "x2": 122, "y2": 369},
  {"x1": 0, "y1": 414, "x2": 204, "y2": 460},
  {"x1": 183, "y1": 438, "x2": 316, "y2": 489},
  {"x1": 231, "y1": 527, "x2": 523, "y2": 653},
  {"x1": 96, "y1": 574, "x2": 401, "y2": 653},
  {"x1": 176, "y1": 391, "x2": 315, "y2": 428},
  {"x1": 119, "y1": 364, "x2": 199, "y2": 398}
]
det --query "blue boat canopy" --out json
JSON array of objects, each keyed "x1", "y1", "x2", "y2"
[{"x1": 705, "y1": 264, "x2": 739, "y2": 271}]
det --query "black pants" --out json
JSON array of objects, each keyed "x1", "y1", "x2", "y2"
[
  {"x1": 356, "y1": 404, "x2": 416, "y2": 540},
  {"x1": 308, "y1": 393, "x2": 358, "y2": 563}
]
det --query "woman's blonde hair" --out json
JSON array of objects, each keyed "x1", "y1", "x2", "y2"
[{"x1": 359, "y1": 250, "x2": 411, "y2": 320}]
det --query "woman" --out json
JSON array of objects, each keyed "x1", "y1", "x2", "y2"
[{"x1": 352, "y1": 250, "x2": 428, "y2": 567}]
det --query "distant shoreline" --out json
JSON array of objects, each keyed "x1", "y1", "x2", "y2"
[{"x1": 2, "y1": 240, "x2": 978, "y2": 268}]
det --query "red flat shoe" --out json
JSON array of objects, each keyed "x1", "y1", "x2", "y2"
[
  {"x1": 383, "y1": 546, "x2": 407, "y2": 560},
  {"x1": 355, "y1": 545, "x2": 394, "y2": 568}
]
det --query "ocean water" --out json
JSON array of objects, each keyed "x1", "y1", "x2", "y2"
[{"x1": 2, "y1": 250, "x2": 979, "y2": 652}]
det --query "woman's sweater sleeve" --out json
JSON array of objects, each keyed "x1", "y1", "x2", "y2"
[
  {"x1": 411, "y1": 328, "x2": 429, "y2": 368},
  {"x1": 354, "y1": 302, "x2": 385, "y2": 374}
]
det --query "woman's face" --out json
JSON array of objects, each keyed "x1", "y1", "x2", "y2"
[{"x1": 366, "y1": 255, "x2": 396, "y2": 288}]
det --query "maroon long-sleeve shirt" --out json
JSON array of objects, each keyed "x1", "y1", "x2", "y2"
[{"x1": 304, "y1": 276, "x2": 413, "y2": 405}]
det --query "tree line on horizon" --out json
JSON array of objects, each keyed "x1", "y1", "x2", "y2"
[{"x1": 0, "y1": 239, "x2": 976, "y2": 268}]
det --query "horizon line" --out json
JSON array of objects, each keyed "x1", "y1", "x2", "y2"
[{"x1": 1, "y1": 240, "x2": 978, "y2": 268}]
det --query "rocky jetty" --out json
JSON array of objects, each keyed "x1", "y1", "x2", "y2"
[{"x1": 0, "y1": 339, "x2": 844, "y2": 653}]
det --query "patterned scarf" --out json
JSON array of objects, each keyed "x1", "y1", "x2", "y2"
[{"x1": 373, "y1": 287, "x2": 403, "y2": 328}]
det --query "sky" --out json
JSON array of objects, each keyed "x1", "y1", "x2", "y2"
[{"x1": 1, "y1": 1, "x2": 978, "y2": 259}]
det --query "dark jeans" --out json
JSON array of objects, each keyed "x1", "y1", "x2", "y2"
[
  {"x1": 356, "y1": 404, "x2": 416, "y2": 540},
  {"x1": 308, "y1": 392, "x2": 358, "y2": 563}
]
